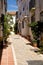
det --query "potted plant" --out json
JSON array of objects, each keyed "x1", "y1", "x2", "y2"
[
  {"x1": 28, "y1": 22, "x2": 40, "y2": 47},
  {"x1": 32, "y1": 39, "x2": 37, "y2": 47}
]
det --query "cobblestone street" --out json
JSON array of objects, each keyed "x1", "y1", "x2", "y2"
[
  {"x1": 1, "y1": 43, "x2": 14, "y2": 65},
  {"x1": 8, "y1": 34, "x2": 43, "y2": 65}
]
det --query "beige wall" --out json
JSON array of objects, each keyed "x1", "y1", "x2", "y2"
[
  {"x1": 35, "y1": 0, "x2": 40, "y2": 22},
  {"x1": 0, "y1": 0, "x2": 6, "y2": 17},
  {"x1": 0, "y1": 0, "x2": 2, "y2": 17},
  {"x1": 17, "y1": 0, "x2": 43, "y2": 40},
  {"x1": 17, "y1": 0, "x2": 30, "y2": 36},
  {"x1": 21, "y1": 20, "x2": 29, "y2": 36},
  {"x1": 35, "y1": 0, "x2": 43, "y2": 22},
  {"x1": 39, "y1": 0, "x2": 43, "y2": 12},
  {"x1": 17, "y1": 0, "x2": 30, "y2": 20},
  {"x1": 29, "y1": 0, "x2": 43, "y2": 40},
  {"x1": 29, "y1": 0, "x2": 43, "y2": 22},
  {"x1": 0, "y1": 0, "x2": 7, "y2": 38}
]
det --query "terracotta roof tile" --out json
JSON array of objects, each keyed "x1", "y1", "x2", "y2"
[{"x1": 7, "y1": 11, "x2": 16, "y2": 16}]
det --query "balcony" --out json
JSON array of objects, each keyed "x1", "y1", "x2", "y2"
[{"x1": 29, "y1": 0, "x2": 35, "y2": 12}]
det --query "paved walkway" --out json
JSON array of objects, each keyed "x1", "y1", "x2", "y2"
[
  {"x1": 1, "y1": 45, "x2": 14, "y2": 65},
  {"x1": 8, "y1": 34, "x2": 43, "y2": 65}
]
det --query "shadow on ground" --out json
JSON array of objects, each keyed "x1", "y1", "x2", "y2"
[{"x1": 27, "y1": 60, "x2": 43, "y2": 65}]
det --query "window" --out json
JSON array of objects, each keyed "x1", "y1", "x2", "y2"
[{"x1": 23, "y1": 7, "x2": 25, "y2": 11}]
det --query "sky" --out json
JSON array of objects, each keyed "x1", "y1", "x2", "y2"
[{"x1": 7, "y1": 0, "x2": 18, "y2": 12}]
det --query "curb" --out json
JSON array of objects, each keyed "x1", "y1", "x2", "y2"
[{"x1": 11, "y1": 44, "x2": 17, "y2": 65}]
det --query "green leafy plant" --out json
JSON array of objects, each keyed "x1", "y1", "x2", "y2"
[
  {"x1": 4, "y1": 15, "x2": 11, "y2": 41},
  {"x1": 32, "y1": 39, "x2": 37, "y2": 42},
  {"x1": 32, "y1": 39, "x2": 37, "y2": 47},
  {"x1": 28, "y1": 22, "x2": 39, "y2": 47},
  {"x1": 28, "y1": 22, "x2": 38, "y2": 39}
]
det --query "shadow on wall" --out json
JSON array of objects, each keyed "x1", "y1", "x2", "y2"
[
  {"x1": 0, "y1": 41, "x2": 10, "y2": 64},
  {"x1": 0, "y1": 47, "x2": 3, "y2": 64},
  {"x1": 27, "y1": 60, "x2": 43, "y2": 65}
]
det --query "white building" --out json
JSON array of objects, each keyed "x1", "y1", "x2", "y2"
[{"x1": 7, "y1": 11, "x2": 16, "y2": 31}]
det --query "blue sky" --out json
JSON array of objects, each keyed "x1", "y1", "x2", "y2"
[{"x1": 7, "y1": 0, "x2": 18, "y2": 12}]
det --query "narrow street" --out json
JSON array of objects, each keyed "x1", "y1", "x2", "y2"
[
  {"x1": 6, "y1": 33, "x2": 43, "y2": 65},
  {"x1": 0, "y1": 0, "x2": 43, "y2": 65}
]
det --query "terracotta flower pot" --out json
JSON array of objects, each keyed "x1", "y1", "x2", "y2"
[
  {"x1": 32, "y1": 40, "x2": 37, "y2": 47},
  {"x1": 33, "y1": 42, "x2": 37, "y2": 47}
]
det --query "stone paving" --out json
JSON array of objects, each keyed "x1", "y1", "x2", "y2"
[
  {"x1": 9, "y1": 34, "x2": 43, "y2": 65},
  {"x1": 1, "y1": 45, "x2": 14, "y2": 65}
]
